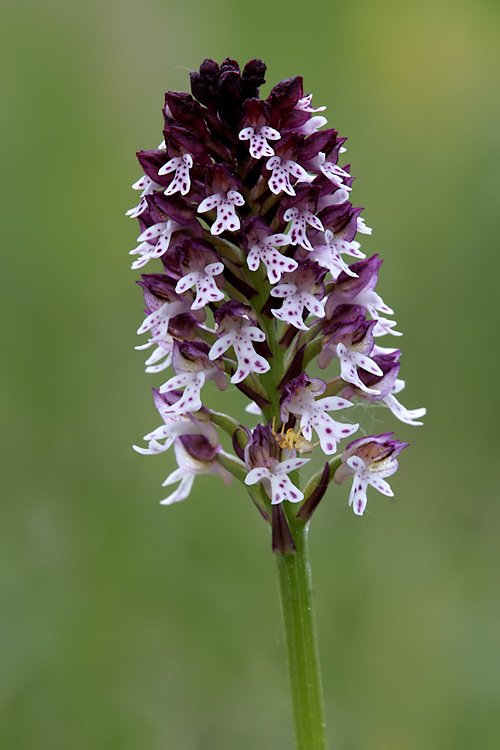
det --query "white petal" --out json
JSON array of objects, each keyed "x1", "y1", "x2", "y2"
[
  {"x1": 346, "y1": 456, "x2": 366, "y2": 472},
  {"x1": 245, "y1": 467, "x2": 271, "y2": 485},
  {"x1": 198, "y1": 195, "x2": 221, "y2": 213},
  {"x1": 160, "y1": 474, "x2": 195, "y2": 505},
  {"x1": 238, "y1": 127, "x2": 254, "y2": 141},
  {"x1": 137, "y1": 223, "x2": 166, "y2": 242},
  {"x1": 368, "y1": 475, "x2": 394, "y2": 496}
]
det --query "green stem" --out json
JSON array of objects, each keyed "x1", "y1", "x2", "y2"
[{"x1": 275, "y1": 511, "x2": 328, "y2": 750}]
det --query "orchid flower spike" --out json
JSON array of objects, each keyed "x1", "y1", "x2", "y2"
[{"x1": 128, "y1": 57, "x2": 424, "y2": 547}]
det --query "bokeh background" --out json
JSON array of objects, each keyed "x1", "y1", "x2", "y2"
[{"x1": 2, "y1": 0, "x2": 500, "y2": 747}]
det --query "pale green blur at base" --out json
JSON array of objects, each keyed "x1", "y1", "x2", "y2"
[{"x1": 1, "y1": 0, "x2": 500, "y2": 747}]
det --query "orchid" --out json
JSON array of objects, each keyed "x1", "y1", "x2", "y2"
[{"x1": 127, "y1": 57, "x2": 425, "y2": 750}]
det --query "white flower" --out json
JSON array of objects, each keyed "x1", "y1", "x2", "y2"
[
  {"x1": 266, "y1": 155, "x2": 309, "y2": 196},
  {"x1": 238, "y1": 125, "x2": 281, "y2": 159},
  {"x1": 246, "y1": 234, "x2": 298, "y2": 284},
  {"x1": 309, "y1": 229, "x2": 365, "y2": 279},
  {"x1": 175, "y1": 261, "x2": 225, "y2": 309},
  {"x1": 208, "y1": 318, "x2": 270, "y2": 384},
  {"x1": 282, "y1": 385, "x2": 358, "y2": 455},
  {"x1": 136, "y1": 300, "x2": 191, "y2": 343},
  {"x1": 160, "y1": 440, "x2": 232, "y2": 505},
  {"x1": 129, "y1": 219, "x2": 182, "y2": 269},
  {"x1": 317, "y1": 152, "x2": 352, "y2": 191},
  {"x1": 198, "y1": 190, "x2": 245, "y2": 235},
  {"x1": 356, "y1": 217, "x2": 372, "y2": 235},
  {"x1": 271, "y1": 281, "x2": 325, "y2": 331},
  {"x1": 383, "y1": 380, "x2": 426, "y2": 426},
  {"x1": 135, "y1": 337, "x2": 174, "y2": 374},
  {"x1": 295, "y1": 95, "x2": 326, "y2": 113},
  {"x1": 336, "y1": 342, "x2": 382, "y2": 395},
  {"x1": 133, "y1": 413, "x2": 219, "y2": 456},
  {"x1": 158, "y1": 153, "x2": 193, "y2": 196},
  {"x1": 126, "y1": 175, "x2": 163, "y2": 218},
  {"x1": 351, "y1": 288, "x2": 402, "y2": 337},
  {"x1": 245, "y1": 457, "x2": 310, "y2": 505},
  {"x1": 283, "y1": 207, "x2": 324, "y2": 252},
  {"x1": 345, "y1": 455, "x2": 395, "y2": 516}
]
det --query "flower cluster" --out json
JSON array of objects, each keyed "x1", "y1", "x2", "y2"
[{"x1": 129, "y1": 58, "x2": 424, "y2": 548}]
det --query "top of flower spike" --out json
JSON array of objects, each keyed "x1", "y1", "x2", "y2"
[{"x1": 190, "y1": 58, "x2": 267, "y2": 125}]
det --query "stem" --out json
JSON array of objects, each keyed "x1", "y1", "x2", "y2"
[{"x1": 275, "y1": 511, "x2": 328, "y2": 750}]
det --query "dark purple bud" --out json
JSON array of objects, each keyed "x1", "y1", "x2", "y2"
[
  {"x1": 272, "y1": 505, "x2": 296, "y2": 555},
  {"x1": 340, "y1": 254, "x2": 382, "y2": 292},
  {"x1": 220, "y1": 58, "x2": 240, "y2": 73},
  {"x1": 325, "y1": 255, "x2": 382, "y2": 319},
  {"x1": 298, "y1": 129, "x2": 340, "y2": 162},
  {"x1": 213, "y1": 300, "x2": 258, "y2": 329},
  {"x1": 280, "y1": 182, "x2": 320, "y2": 214},
  {"x1": 268, "y1": 76, "x2": 303, "y2": 113},
  {"x1": 190, "y1": 59, "x2": 219, "y2": 110},
  {"x1": 271, "y1": 132, "x2": 302, "y2": 160},
  {"x1": 278, "y1": 344, "x2": 306, "y2": 390},
  {"x1": 318, "y1": 314, "x2": 376, "y2": 369},
  {"x1": 171, "y1": 339, "x2": 209, "y2": 369},
  {"x1": 239, "y1": 97, "x2": 271, "y2": 130},
  {"x1": 280, "y1": 373, "x2": 326, "y2": 418},
  {"x1": 168, "y1": 311, "x2": 206, "y2": 339},
  {"x1": 297, "y1": 462, "x2": 331, "y2": 522},
  {"x1": 241, "y1": 59, "x2": 267, "y2": 100},
  {"x1": 172, "y1": 339, "x2": 226, "y2": 390},
  {"x1": 205, "y1": 162, "x2": 243, "y2": 195},
  {"x1": 150, "y1": 193, "x2": 200, "y2": 227},
  {"x1": 218, "y1": 70, "x2": 241, "y2": 109},
  {"x1": 280, "y1": 108, "x2": 313, "y2": 134},
  {"x1": 165, "y1": 124, "x2": 210, "y2": 162},
  {"x1": 137, "y1": 273, "x2": 180, "y2": 303},
  {"x1": 178, "y1": 238, "x2": 219, "y2": 275},
  {"x1": 244, "y1": 424, "x2": 281, "y2": 471},
  {"x1": 137, "y1": 148, "x2": 172, "y2": 186},
  {"x1": 319, "y1": 202, "x2": 362, "y2": 239},
  {"x1": 165, "y1": 92, "x2": 205, "y2": 131}
]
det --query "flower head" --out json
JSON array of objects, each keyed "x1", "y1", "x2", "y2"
[
  {"x1": 128, "y1": 57, "x2": 424, "y2": 538},
  {"x1": 244, "y1": 425, "x2": 310, "y2": 505},
  {"x1": 334, "y1": 434, "x2": 409, "y2": 516}
]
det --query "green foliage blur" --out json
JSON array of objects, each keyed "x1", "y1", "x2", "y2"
[{"x1": 2, "y1": 0, "x2": 499, "y2": 747}]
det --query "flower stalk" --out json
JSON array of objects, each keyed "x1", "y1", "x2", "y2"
[{"x1": 276, "y1": 511, "x2": 328, "y2": 750}]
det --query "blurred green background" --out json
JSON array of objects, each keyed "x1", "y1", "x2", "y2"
[{"x1": 2, "y1": 0, "x2": 499, "y2": 747}]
